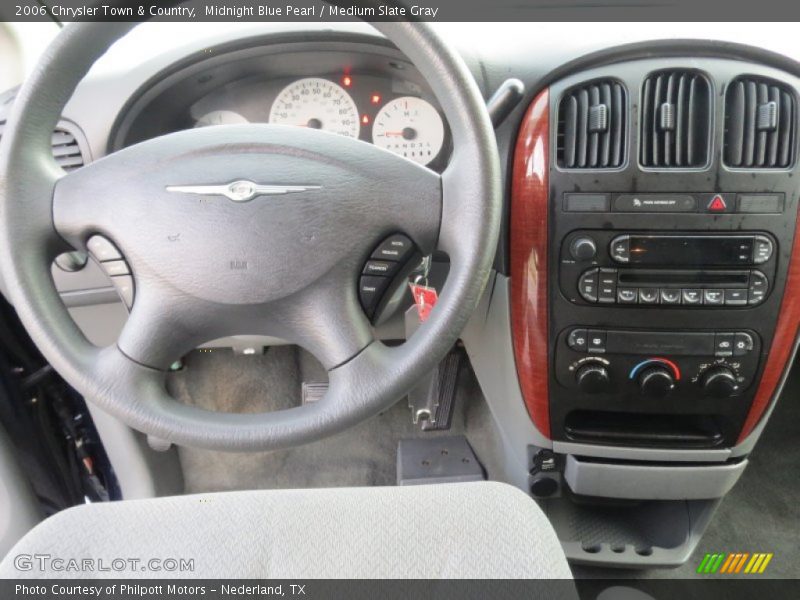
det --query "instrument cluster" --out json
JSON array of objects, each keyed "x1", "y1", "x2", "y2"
[{"x1": 189, "y1": 72, "x2": 447, "y2": 167}]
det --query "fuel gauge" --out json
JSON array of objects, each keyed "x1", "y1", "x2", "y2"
[{"x1": 372, "y1": 96, "x2": 444, "y2": 166}]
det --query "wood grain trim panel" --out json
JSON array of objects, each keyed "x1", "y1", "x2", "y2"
[
  {"x1": 738, "y1": 204, "x2": 800, "y2": 443},
  {"x1": 510, "y1": 89, "x2": 551, "y2": 439}
]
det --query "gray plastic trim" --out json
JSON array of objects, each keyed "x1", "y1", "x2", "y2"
[
  {"x1": 564, "y1": 454, "x2": 747, "y2": 500},
  {"x1": 461, "y1": 273, "x2": 551, "y2": 490},
  {"x1": 0, "y1": 427, "x2": 42, "y2": 558},
  {"x1": 85, "y1": 404, "x2": 183, "y2": 500},
  {"x1": 553, "y1": 441, "x2": 731, "y2": 463}
]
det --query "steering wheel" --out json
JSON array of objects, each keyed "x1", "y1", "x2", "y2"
[{"x1": 0, "y1": 21, "x2": 500, "y2": 451}]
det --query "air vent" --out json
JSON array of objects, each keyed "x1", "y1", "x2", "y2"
[
  {"x1": 0, "y1": 120, "x2": 86, "y2": 171},
  {"x1": 557, "y1": 80, "x2": 626, "y2": 169},
  {"x1": 640, "y1": 70, "x2": 711, "y2": 168},
  {"x1": 724, "y1": 77, "x2": 795, "y2": 169}
]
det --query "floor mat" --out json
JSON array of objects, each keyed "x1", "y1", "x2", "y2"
[{"x1": 169, "y1": 346, "x2": 503, "y2": 493}]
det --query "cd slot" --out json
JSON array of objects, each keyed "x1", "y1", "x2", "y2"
[{"x1": 616, "y1": 270, "x2": 750, "y2": 288}]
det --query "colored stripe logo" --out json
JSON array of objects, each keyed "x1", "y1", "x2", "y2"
[{"x1": 697, "y1": 552, "x2": 773, "y2": 574}]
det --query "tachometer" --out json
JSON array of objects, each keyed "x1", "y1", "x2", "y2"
[
  {"x1": 372, "y1": 97, "x2": 444, "y2": 165},
  {"x1": 269, "y1": 78, "x2": 360, "y2": 138},
  {"x1": 194, "y1": 110, "x2": 249, "y2": 127}
]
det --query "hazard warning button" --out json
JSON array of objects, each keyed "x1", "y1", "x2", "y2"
[{"x1": 706, "y1": 194, "x2": 728, "y2": 212}]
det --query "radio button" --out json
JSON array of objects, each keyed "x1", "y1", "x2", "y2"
[
  {"x1": 748, "y1": 288, "x2": 767, "y2": 305},
  {"x1": 724, "y1": 289, "x2": 748, "y2": 306},
  {"x1": 660, "y1": 289, "x2": 681, "y2": 304},
  {"x1": 609, "y1": 236, "x2": 630, "y2": 263},
  {"x1": 578, "y1": 269, "x2": 599, "y2": 303},
  {"x1": 714, "y1": 333, "x2": 735, "y2": 357},
  {"x1": 703, "y1": 289, "x2": 724, "y2": 305},
  {"x1": 617, "y1": 287, "x2": 638, "y2": 303},
  {"x1": 597, "y1": 268, "x2": 617, "y2": 304},
  {"x1": 733, "y1": 332, "x2": 755, "y2": 356},
  {"x1": 567, "y1": 329, "x2": 589, "y2": 351},
  {"x1": 681, "y1": 289, "x2": 703, "y2": 305},
  {"x1": 753, "y1": 236, "x2": 773, "y2": 264},
  {"x1": 638, "y1": 288, "x2": 660, "y2": 304}
]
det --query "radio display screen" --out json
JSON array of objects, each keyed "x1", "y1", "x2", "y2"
[{"x1": 627, "y1": 236, "x2": 754, "y2": 266}]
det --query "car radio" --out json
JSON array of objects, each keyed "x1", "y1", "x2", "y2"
[{"x1": 560, "y1": 231, "x2": 777, "y2": 308}]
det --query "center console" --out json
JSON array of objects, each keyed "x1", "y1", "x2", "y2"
[
  {"x1": 507, "y1": 53, "x2": 800, "y2": 566},
  {"x1": 512, "y1": 57, "x2": 800, "y2": 453}
]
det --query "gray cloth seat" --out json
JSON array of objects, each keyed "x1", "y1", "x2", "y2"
[{"x1": 0, "y1": 481, "x2": 573, "y2": 579}]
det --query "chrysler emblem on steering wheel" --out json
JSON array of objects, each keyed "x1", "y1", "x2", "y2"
[{"x1": 165, "y1": 180, "x2": 321, "y2": 202}]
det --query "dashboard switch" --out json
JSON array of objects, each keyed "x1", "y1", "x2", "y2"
[
  {"x1": 714, "y1": 333, "x2": 735, "y2": 357},
  {"x1": 597, "y1": 269, "x2": 617, "y2": 303},
  {"x1": 569, "y1": 236, "x2": 597, "y2": 261},
  {"x1": 733, "y1": 332, "x2": 755, "y2": 356},
  {"x1": 86, "y1": 235, "x2": 122, "y2": 262},
  {"x1": 362, "y1": 260, "x2": 397, "y2": 277},
  {"x1": 578, "y1": 268, "x2": 599, "y2": 302},
  {"x1": 660, "y1": 289, "x2": 681, "y2": 304},
  {"x1": 567, "y1": 329, "x2": 589, "y2": 352},
  {"x1": 587, "y1": 330, "x2": 607, "y2": 354},
  {"x1": 371, "y1": 234, "x2": 413, "y2": 262},
  {"x1": 110, "y1": 275, "x2": 134, "y2": 309},
  {"x1": 358, "y1": 276, "x2": 390, "y2": 316},
  {"x1": 638, "y1": 288, "x2": 659, "y2": 304}
]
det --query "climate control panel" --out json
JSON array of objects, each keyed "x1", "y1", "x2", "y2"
[{"x1": 556, "y1": 327, "x2": 761, "y2": 401}]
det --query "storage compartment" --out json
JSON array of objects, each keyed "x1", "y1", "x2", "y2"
[
  {"x1": 564, "y1": 410, "x2": 725, "y2": 448},
  {"x1": 544, "y1": 491, "x2": 721, "y2": 568}
]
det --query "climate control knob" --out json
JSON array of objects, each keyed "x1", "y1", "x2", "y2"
[
  {"x1": 569, "y1": 237, "x2": 597, "y2": 261},
  {"x1": 701, "y1": 367, "x2": 740, "y2": 398},
  {"x1": 637, "y1": 366, "x2": 675, "y2": 398},
  {"x1": 575, "y1": 363, "x2": 612, "y2": 394}
]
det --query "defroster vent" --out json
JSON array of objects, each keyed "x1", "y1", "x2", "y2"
[
  {"x1": 724, "y1": 77, "x2": 795, "y2": 169},
  {"x1": 640, "y1": 70, "x2": 711, "y2": 168},
  {"x1": 557, "y1": 80, "x2": 626, "y2": 169}
]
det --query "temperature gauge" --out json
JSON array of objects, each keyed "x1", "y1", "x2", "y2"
[{"x1": 372, "y1": 96, "x2": 444, "y2": 166}]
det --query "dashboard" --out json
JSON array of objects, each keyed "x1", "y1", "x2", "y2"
[
  {"x1": 110, "y1": 39, "x2": 450, "y2": 169},
  {"x1": 3, "y1": 22, "x2": 800, "y2": 570}
]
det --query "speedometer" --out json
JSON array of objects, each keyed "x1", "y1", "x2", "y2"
[
  {"x1": 372, "y1": 97, "x2": 444, "y2": 165},
  {"x1": 268, "y1": 78, "x2": 360, "y2": 138}
]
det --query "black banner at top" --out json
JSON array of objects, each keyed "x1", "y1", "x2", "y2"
[{"x1": 2, "y1": 0, "x2": 800, "y2": 22}]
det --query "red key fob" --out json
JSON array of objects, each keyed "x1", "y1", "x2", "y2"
[{"x1": 409, "y1": 282, "x2": 438, "y2": 322}]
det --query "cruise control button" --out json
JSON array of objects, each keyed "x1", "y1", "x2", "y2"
[
  {"x1": 681, "y1": 289, "x2": 703, "y2": 305},
  {"x1": 724, "y1": 289, "x2": 748, "y2": 306},
  {"x1": 363, "y1": 260, "x2": 397, "y2": 277},
  {"x1": 638, "y1": 288, "x2": 660, "y2": 304},
  {"x1": 587, "y1": 330, "x2": 606, "y2": 354},
  {"x1": 703, "y1": 289, "x2": 724, "y2": 305},
  {"x1": 371, "y1": 234, "x2": 413, "y2": 262},
  {"x1": 660, "y1": 289, "x2": 681, "y2": 304},
  {"x1": 86, "y1": 235, "x2": 122, "y2": 262},
  {"x1": 578, "y1": 269, "x2": 599, "y2": 303},
  {"x1": 567, "y1": 329, "x2": 589, "y2": 352},
  {"x1": 714, "y1": 333, "x2": 734, "y2": 357},
  {"x1": 358, "y1": 276, "x2": 391, "y2": 316},
  {"x1": 101, "y1": 260, "x2": 130, "y2": 277},
  {"x1": 598, "y1": 268, "x2": 617, "y2": 304},
  {"x1": 110, "y1": 275, "x2": 134, "y2": 309},
  {"x1": 617, "y1": 287, "x2": 638, "y2": 303},
  {"x1": 733, "y1": 332, "x2": 755, "y2": 356}
]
